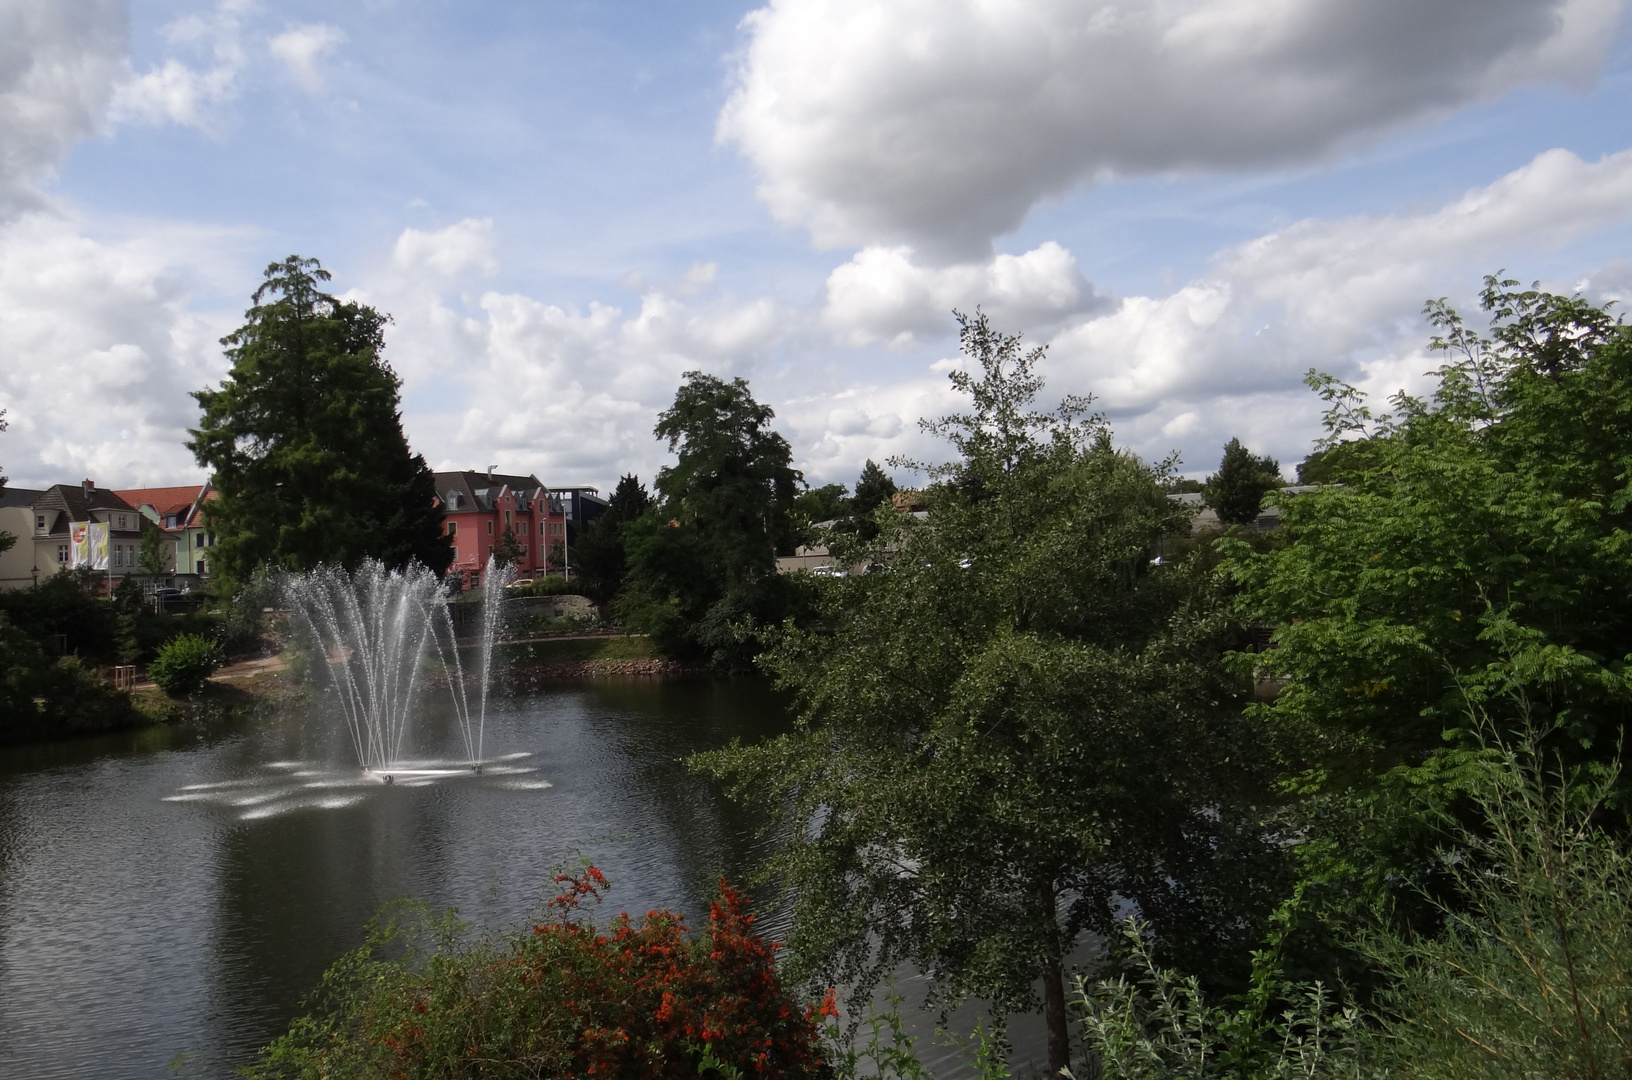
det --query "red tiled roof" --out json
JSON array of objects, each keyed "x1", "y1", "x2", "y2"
[{"x1": 115, "y1": 485, "x2": 207, "y2": 516}]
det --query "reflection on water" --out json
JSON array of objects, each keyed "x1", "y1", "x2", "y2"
[{"x1": 0, "y1": 680, "x2": 793, "y2": 1079}]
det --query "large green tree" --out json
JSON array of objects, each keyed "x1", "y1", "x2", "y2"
[
  {"x1": 572, "y1": 474, "x2": 651, "y2": 605},
  {"x1": 620, "y1": 373, "x2": 801, "y2": 666},
  {"x1": 1203, "y1": 437, "x2": 1282, "y2": 525},
  {"x1": 1222, "y1": 276, "x2": 1632, "y2": 951},
  {"x1": 188, "y1": 257, "x2": 450, "y2": 584},
  {"x1": 694, "y1": 313, "x2": 1279, "y2": 1074}
]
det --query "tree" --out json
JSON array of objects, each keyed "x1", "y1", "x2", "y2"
[
  {"x1": 620, "y1": 373, "x2": 802, "y2": 666},
  {"x1": 793, "y1": 482, "x2": 849, "y2": 537},
  {"x1": 844, "y1": 459, "x2": 897, "y2": 541},
  {"x1": 694, "y1": 313, "x2": 1280, "y2": 1075},
  {"x1": 188, "y1": 256, "x2": 451, "y2": 586},
  {"x1": 138, "y1": 523, "x2": 168, "y2": 581},
  {"x1": 1203, "y1": 438, "x2": 1282, "y2": 525},
  {"x1": 572, "y1": 474, "x2": 650, "y2": 606},
  {"x1": 1221, "y1": 276, "x2": 1632, "y2": 968},
  {"x1": 492, "y1": 525, "x2": 523, "y2": 572}
]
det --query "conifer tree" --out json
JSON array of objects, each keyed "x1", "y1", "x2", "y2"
[{"x1": 188, "y1": 257, "x2": 450, "y2": 585}]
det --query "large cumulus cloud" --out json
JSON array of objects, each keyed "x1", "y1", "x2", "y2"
[
  {"x1": 721, "y1": 0, "x2": 1625, "y2": 255},
  {"x1": 0, "y1": 0, "x2": 126, "y2": 214}
]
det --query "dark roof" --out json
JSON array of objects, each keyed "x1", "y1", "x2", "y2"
[
  {"x1": 32, "y1": 485, "x2": 142, "y2": 537},
  {"x1": 433, "y1": 471, "x2": 547, "y2": 512},
  {"x1": 0, "y1": 486, "x2": 45, "y2": 509}
]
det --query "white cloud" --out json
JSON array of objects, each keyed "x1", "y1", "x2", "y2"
[
  {"x1": 0, "y1": 213, "x2": 238, "y2": 489},
  {"x1": 1036, "y1": 146, "x2": 1632, "y2": 468},
  {"x1": 0, "y1": 0, "x2": 126, "y2": 213},
  {"x1": 393, "y1": 218, "x2": 499, "y2": 277},
  {"x1": 722, "y1": 0, "x2": 1625, "y2": 255},
  {"x1": 109, "y1": 0, "x2": 249, "y2": 129},
  {"x1": 269, "y1": 23, "x2": 345, "y2": 94},
  {"x1": 823, "y1": 241, "x2": 1107, "y2": 347}
]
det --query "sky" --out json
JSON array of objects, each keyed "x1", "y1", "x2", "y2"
[{"x1": 4, "y1": 0, "x2": 1632, "y2": 493}]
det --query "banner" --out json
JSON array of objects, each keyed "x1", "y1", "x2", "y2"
[{"x1": 72, "y1": 522, "x2": 109, "y2": 570}]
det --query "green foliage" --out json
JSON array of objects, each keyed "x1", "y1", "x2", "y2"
[
  {"x1": 795, "y1": 482, "x2": 850, "y2": 532},
  {"x1": 138, "y1": 523, "x2": 168, "y2": 579},
  {"x1": 0, "y1": 612, "x2": 143, "y2": 744},
  {"x1": 1222, "y1": 280, "x2": 1632, "y2": 878},
  {"x1": 833, "y1": 460, "x2": 899, "y2": 543},
  {"x1": 0, "y1": 570, "x2": 115, "y2": 659},
  {"x1": 621, "y1": 373, "x2": 802, "y2": 668},
  {"x1": 492, "y1": 524, "x2": 523, "y2": 570},
  {"x1": 1076, "y1": 921, "x2": 1369, "y2": 1080},
  {"x1": 693, "y1": 312, "x2": 1281, "y2": 1076},
  {"x1": 188, "y1": 256, "x2": 451, "y2": 587},
  {"x1": 1363, "y1": 720, "x2": 1632, "y2": 1078},
  {"x1": 1071, "y1": 718, "x2": 1632, "y2": 1080},
  {"x1": 572, "y1": 474, "x2": 650, "y2": 606},
  {"x1": 1203, "y1": 438, "x2": 1283, "y2": 525},
  {"x1": 148, "y1": 633, "x2": 223, "y2": 697},
  {"x1": 244, "y1": 867, "x2": 827, "y2": 1080}
]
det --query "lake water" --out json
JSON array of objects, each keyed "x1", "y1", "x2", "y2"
[{"x1": 0, "y1": 680, "x2": 797, "y2": 1078}]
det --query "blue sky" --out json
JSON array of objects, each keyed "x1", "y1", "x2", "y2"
[{"x1": 5, "y1": 0, "x2": 1632, "y2": 492}]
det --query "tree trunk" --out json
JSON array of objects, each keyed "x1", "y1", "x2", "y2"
[{"x1": 1039, "y1": 878, "x2": 1071, "y2": 1076}]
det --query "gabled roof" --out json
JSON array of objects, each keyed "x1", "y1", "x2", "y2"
[
  {"x1": 115, "y1": 484, "x2": 208, "y2": 518},
  {"x1": 433, "y1": 470, "x2": 547, "y2": 512},
  {"x1": 0, "y1": 486, "x2": 44, "y2": 510},
  {"x1": 31, "y1": 484, "x2": 142, "y2": 537}
]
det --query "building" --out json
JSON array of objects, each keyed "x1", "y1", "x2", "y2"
[
  {"x1": 1167, "y1": 485, "x2": 1323, "y2": 533},
  {"x1": 0, "y1": 486, "x2": 46, "y2": 591},
  {"x1": 28, "y1": 481, "x2": 146, "y2": 591},
  {"x1": 433, "y1": 470, "x2": 611, "y2": 586},
  {"x1": 115, "y1": 483, "x2": 218, "y2": 589}
]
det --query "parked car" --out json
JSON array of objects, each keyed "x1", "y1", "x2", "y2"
[{"x1": 151, "y1": 587, "x2": 201, "y2": 612}]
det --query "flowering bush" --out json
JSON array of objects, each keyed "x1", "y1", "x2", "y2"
[{"x1": 246, "y1": 866, "x2": 835, "y2": 1080}]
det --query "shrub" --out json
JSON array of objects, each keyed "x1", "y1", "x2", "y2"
[
  {"x1": 246, "y1": 866, "x2": 833, "y2": 1080},
  {"x1": 148, "y1": 633, "x2": 223, "y2": 697}
]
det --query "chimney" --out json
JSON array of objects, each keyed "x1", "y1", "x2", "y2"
[{"x1": 82, "y1": 479, "x2": 94, "y2": 498}]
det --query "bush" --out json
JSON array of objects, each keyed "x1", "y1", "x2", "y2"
[
  {"x1": 148, "y1": 633, "x2": 223, "y2": 697},
  {"x1": 246, "y1": 866, "x2": 832, "y2": 1080},
  {"x1": 0, "y1": 613, "x2": 143, "y2": 744}
]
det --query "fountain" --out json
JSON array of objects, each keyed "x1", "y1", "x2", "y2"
[{"x1": 280, "y1": 557, "x2": 511, "y2": 776}]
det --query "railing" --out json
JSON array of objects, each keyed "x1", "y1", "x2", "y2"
[{"x1": 111, "y1": 665, "x2": 139, "y2": 691}]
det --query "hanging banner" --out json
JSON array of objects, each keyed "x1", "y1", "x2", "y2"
[{"x1": 73, "y1": 523, "x2": 109, "y2": 570}]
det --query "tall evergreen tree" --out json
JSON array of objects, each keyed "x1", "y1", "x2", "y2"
[
  {"x1": 188, "y1": 257, "x2": 450, "y2": 584},
  {"x1": 1203, "y1": 437, "x2": 1282, "y2": 525},
  {"x1": 572, "y1": 474, "x2": 651, "y2": 605},
  {"x1": 846, "y1": 458, "x2": 897, "y2": 541}
]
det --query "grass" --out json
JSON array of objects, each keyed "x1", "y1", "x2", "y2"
[{"x1": 499, "y1": 635, "x2": 661, "y2": 664}]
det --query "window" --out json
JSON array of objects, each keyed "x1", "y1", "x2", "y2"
[
  {"x1": 486, "y1": 520, "x2": 493, "y2": 535},
  {"x1": 540, "y1": 521, "x2": 546, "y2": 535},
  {"x1": 198, "y1": 559, "x2": 207, "y2": 575},
  {"x1": 447, "y1": 521, "x2": 458, "y2": 537},
  {"x1": 505, "y1": 510, "x2": 512, "y2": 527},
  {"x1": 195, "y1": 533, "x2": 203, "y2": 548},
  {"x1": 58, "y1": 544, "x2": 69, "y2": 564},
  {"x1": 114, "y1": 546, "x2": 123, "y2": 568},
  {"x1": 35, "y1": 514, "x2": 45, "y2": 531}
]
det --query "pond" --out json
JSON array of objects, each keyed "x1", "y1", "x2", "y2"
[{"x1": 0, "y1": 680, "x2": 796, "y2": 1078}]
